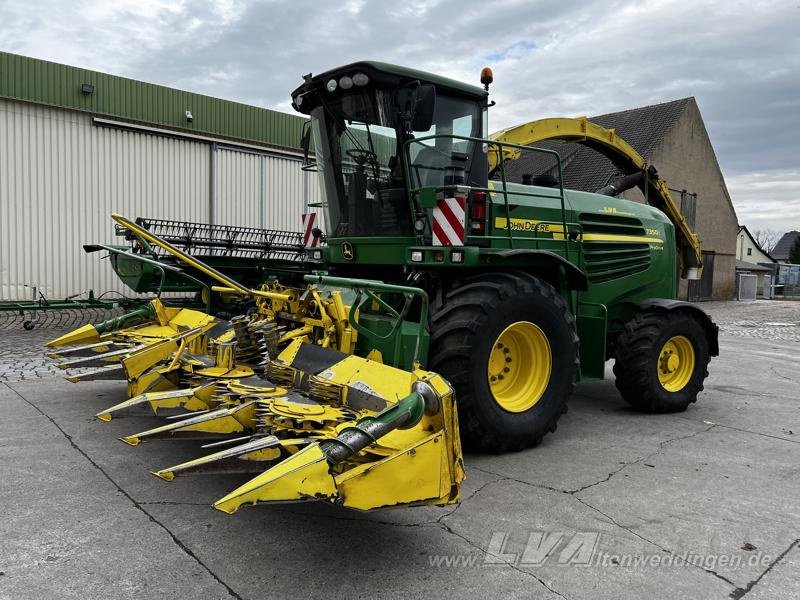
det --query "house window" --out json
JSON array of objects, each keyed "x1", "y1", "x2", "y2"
[{"x1": 747, "y1": 248, "x2": 752, "y2": 256}]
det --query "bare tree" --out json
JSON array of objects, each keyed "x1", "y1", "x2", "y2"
[{"x1": 751, "y1": 229, "x2": 781, "y2": 253}]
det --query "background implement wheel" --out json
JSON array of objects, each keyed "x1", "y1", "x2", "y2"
[
  {"x1": 613, "y1": 310, "x2": 711, "y2": 413},
  {"x1": 429, "y1": 272, "x2": 579, "y2": 452}
]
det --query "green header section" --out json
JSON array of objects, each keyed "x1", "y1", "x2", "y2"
[{"x1": 0, "y1": 51, "x2": 306, "y2": 152}]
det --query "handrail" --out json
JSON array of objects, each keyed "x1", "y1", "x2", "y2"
[
  {"x1": 304, "y1": 274, "x2": 429, "y2": 367},
  {"x1": 401, "y1": 134, "x2": 569, "y2": 259}
]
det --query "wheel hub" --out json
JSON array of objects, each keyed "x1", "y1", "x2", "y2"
[
  {"x1": 487, "y1": 321, "x2": 551, "y2": 413},
  {"x1": 659, "y1": 351, "x2": 680, "y2": 374},
  {"x1": 657, "y1": 336, "x2": 695, "y2": 392}
]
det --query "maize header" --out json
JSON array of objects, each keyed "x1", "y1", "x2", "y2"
[{"x1": 48, "y1": 214, "x2": 464, "y2": 513}]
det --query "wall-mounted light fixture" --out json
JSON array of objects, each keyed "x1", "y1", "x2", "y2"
[
  {"x1": 80, "y1": 83, "x2": 95, "y2": 95},
  {"x1": 185, "y1": 110, "x2": 193, "y2": 123}
]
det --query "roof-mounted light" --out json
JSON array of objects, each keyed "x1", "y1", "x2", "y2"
[
  {"x1": 480, "y1": 67, "x2": 493, "y2": 91},
  {"x1": 339, "y1": 76, "x2": 353, "y2": 90},
  {"x1": 353, "y1": 72, "x2": 370, "y2": 86},
  {"x1": 326, "y1": 78, "x2": 338, "y2": 92}
]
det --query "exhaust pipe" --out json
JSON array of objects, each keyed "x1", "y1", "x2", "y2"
[{"x1": 596, "y1": 171, "x2": 644, "y2": 197}]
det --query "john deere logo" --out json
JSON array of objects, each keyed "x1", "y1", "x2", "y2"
[{"x1": 341, "y1": 241, "x2": 354, "y2": 260}]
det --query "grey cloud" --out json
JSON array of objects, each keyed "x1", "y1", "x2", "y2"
[
  {"x1": 727, "y1": 169, "x2": 800, "y2": 231},
  {"x1": 1, "y1": 0, "x2": 798, "y2": 232}
]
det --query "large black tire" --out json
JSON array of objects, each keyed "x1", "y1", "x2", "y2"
[
  {"x1": 429, "y1": 272, "x2": 579, "y2": 452},
  {"x1": 613, "y1": 310, "x2": 710, "y2": 413}
]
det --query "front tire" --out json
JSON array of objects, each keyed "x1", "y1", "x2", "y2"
[
  {"x1": 613, "y1": 310, "x2": 710, "y2": 413},
  {"x1": 429, "y1": 272, "x2": 579, "y2": 452}
]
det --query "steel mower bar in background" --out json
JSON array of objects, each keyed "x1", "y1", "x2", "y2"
[
  {"x1": 0, "y1": 288, "x2": 144, "y2": 330},
  {"x1": 122, "y1": 217, "x2": 307, "y2": 261}
]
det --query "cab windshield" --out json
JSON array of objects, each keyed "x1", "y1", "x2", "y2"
[{"x1": 310, "y1": 87, "x2": 484, "y2": 238}]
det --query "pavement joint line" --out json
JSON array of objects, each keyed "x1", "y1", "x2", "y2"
[
  {"x1": 703, "y1": 384, "x2": 775, "y2": 399},
  {"x1": 1, "y1": 381, "x2": 243, "y2": 600},
  {"x1": 710, "y1": 423, "x2": 799, "y2": 444},
  {"x1": 728, "y1": 538, "x2": 800, "y2": 599},
  {"x1": 468, "y1": 427, "x2": 742, "y2": 589},
  {"x1": 673, "y1": 416, "x2": 800, "y2": 446},
  {"x1": 571, "y1": 425, "x2": 714, "y2": 494},
  {"x1": 574, "y1": 495, "x2": 737, "y2": 589},
  {"x1": 436, "y1": 519, "x2": 570, "y2": 600},
  {"x1": 469, "y1": 464, "x2": 567, "y2": 495},
  {"x1": 572, "y1": 426, "x2": 740, "y2": 589},
  {"x1": 434, "y1": 474, "x2": 507, "y2": 523},
  {"x1": 431, "y1": 472, "x2": 577, "y2": 598},
  {"x1": 251, "y1": 482, "x2": 570, "y2": 599},
  {"x1": 769, "y1": 366, "x2": 795, "y2": 382}
]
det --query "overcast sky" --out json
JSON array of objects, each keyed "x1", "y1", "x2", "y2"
[{"x1": 1, "y1": 0, "x2": 798, "y2": 233}]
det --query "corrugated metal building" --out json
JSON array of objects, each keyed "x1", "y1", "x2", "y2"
[{"x1": 0, "y1": 51, "x2": 319, "y2": 300}]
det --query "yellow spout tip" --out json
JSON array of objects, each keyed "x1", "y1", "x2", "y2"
[
  {"x1": 211, "y1": 445, "x2": 336, "y2": 514},
  {"x1": 152, "y1": 470, "x2": 175, "y2": 481},
  {"x1": 120, "y1": 436, "x2": 141, "y2": 446},
  {"x1": 46, "y1": 324, "x2": 100, "y2": 348},
  {"x1": 212, "y1": 499, "x2": 241, "y2": 515},
  {"x1": 95, "y1": 412, "x2": 112, "y2": 422}
]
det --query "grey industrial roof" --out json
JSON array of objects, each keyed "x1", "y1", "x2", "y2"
[
  {"x1": 0, "y1": 51, "x2": 307, "y2": 152},
  {"x1": 502, "y1": 98, "x2": 694, "y2": 192},
  {"x1": 772, "y1": 231, "x2": 800, "y2": 261}
]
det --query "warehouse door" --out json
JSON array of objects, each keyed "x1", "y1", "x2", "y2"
[
  {"x1": 0, "y1": 102, "x2": 211, "y2": 300},
  {"x1": 688, "y1": 251, "x2": 715, "y2": 301},
  {"x1": 214, "y1": 146, "x2": 321, "y2": 233}
]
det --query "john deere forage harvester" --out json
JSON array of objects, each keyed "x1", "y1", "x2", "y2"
[{"x1": 49, "y1": 61, "x2": 717, "y2": 512}]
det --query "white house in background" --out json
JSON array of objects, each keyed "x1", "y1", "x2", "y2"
[
  {"x1": 735, "y1": 226, "x2": 776, "y2": 297},
  {"x1": 736, "y1": 226, "x2": 775, "y2": 265}
]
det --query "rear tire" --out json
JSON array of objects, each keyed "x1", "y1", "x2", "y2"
[
  {"x1": 429, "y1": 272, "x2": 579, "y2": 452},
  {"x1": 613, "y1": 310, "x2": 710, "y2": 413}
]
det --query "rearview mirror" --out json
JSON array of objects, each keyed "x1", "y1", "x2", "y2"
[
  {"x1": 396, "y1": 84, "x2": 436, "y2": 133},
  {"x1": 412, "y1": 84, "x2": 435, "y2": 131},
  {"x1": 299, "y1": 121, "x2": 311, "y2": 165}
]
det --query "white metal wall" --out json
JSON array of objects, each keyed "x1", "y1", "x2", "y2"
[
  {"x1": 215, "y1": 147, "x2": 322, "y2": 233},
  {"x1": 0, "y1": 98, "x2": 320, "y2": 300},
  {"x1": 215, "y1": 147, "x2": 261, "y2": 228}
]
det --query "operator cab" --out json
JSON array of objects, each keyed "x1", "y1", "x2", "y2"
[{"x1": 291, "y1": 62, "x2": 489, "y2": 240}]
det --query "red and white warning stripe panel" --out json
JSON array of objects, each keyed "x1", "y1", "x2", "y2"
[
  {"x1": 432, "y1": 195, "x2": 466, "y2": 246},
  {"x1": 302, "y1": 212, "x2": 319, "y2": 248}
]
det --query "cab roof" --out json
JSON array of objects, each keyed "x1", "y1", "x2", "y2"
[
  {"x1": 291, "y1": 60, "x2": 487, "y2": 113},
  {"x1": 349, "y1": 61, "x2": 487, "y2": 97}
]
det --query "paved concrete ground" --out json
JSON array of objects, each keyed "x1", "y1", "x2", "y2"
[
  {"x1": 0, "y1": 308, "x2": 124, "y2": 381},
  {"x1": 0, "y1": 301, "x2": 798, "y2": 599}
]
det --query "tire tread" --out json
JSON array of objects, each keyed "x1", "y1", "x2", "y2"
[{"x1": 429, "y1": 271, "x2": 578, "y2": 452}]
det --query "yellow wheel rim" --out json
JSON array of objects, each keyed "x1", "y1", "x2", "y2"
[
  {"x1": 487, "y1": 321, "x2": 552, "y2": 413},
  {"x1": 657, "y1": 335, "x2": 695, "y2": 392}
]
